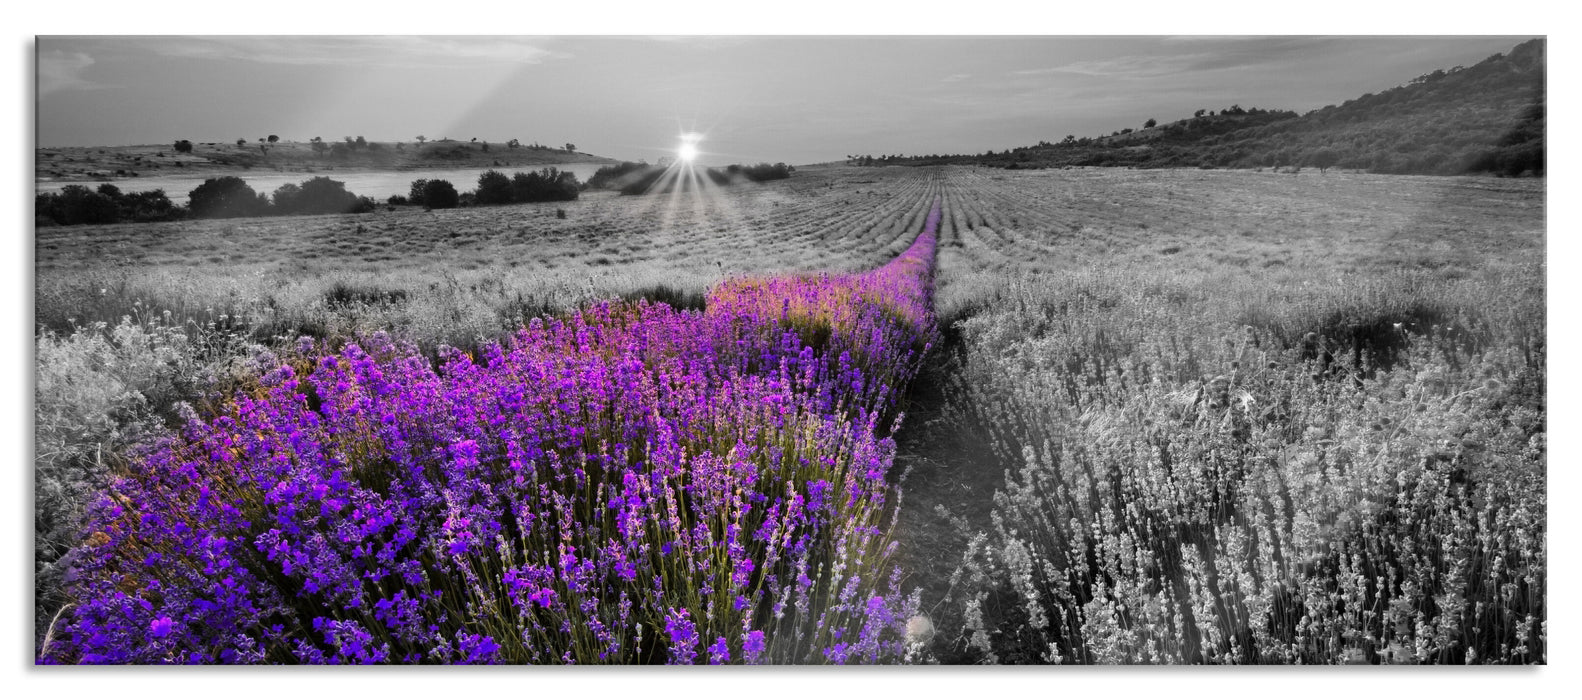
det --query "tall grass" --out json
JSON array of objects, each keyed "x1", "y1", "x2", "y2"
[
  {"x1": 940, "y1": 262, "x2": 1545, "y2": 664},
  {"x1": 34, "y1": 310, "x2": 258, "y2": 642}
]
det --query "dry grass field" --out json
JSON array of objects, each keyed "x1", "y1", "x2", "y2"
[
  {"x1": 37, "y1": 166, "x2": 942, "y2": 353},
  {"x1": 34, "y1": 164, "x2": 1545, "y2": 664}
]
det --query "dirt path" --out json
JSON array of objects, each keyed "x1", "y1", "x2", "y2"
[{"x1": 885, "y1": 188, "x2": 1009, "y2": 661}]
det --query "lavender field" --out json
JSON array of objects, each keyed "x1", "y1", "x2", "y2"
[{"x1": 34, "y1": 165, "x2": 1545, "y2": 665}]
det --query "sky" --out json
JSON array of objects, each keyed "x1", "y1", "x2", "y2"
[{"x1": 36, "y1": 35, "x2": 1537, "y2": 166}]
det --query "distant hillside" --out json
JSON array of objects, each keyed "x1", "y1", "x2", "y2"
[
  {"x1": 37, "y1": 138, "x2": 619, "y2": 182},
  {"x1": 860, "y1": 38, "x2": 1544, "y2": 176}
]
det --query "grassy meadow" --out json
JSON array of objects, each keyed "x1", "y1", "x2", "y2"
[{"x1": 33, "y1": 164, "x2": 1544, "y2": 664}]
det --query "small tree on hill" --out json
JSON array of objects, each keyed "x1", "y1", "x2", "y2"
[
  {"x1": 1144, "y1": 118, "x2": 1157, "y2": 128},
  {"x1": 174, "y1": 140, "x2": 194, "y2": 154},
  {"x1": 267, "y1": 135, "x2": 279, "y2": 144},
  {"x1": 564, "y1": 143, "x2": 576, "y2": 152},
  {"x1": 415, "y1": 135, "x2": 427, "y2": 146}
]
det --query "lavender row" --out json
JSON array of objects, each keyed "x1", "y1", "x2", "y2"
[{"x1": 44, "y1": 198, "x2": 943, "y2": 664}]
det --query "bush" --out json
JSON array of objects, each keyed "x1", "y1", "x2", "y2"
[
  {"x1": 274, "y1": 176, "x2": 364, "y2": 215},
  {"x1": 37, "y1": 185, "x2": 183, "y2": 226},
  {"x1": 188, "y1": 176, "x2": 267, "y2": 218},
  {"x1": 324, "y1": 281, "x2": 408, "y2": 309},
  {"x1": 474, "y1": 169, "x2": 514, "y2": 205},
  {"x1": 422, "y1": 179, "x2": 459, "y2": 209},
  {"x1": 117, "y1": 189, "x2": 181, "y2": 222},
  {"x1": 36, "y1": 185, "x2": 119, "y2": 226},
  {"x1": 586, "y1": 161, "x2": 650, "y2": 190},
  {"x1": 509, "y1": 168, "x2": 580, "y2": 203},
  {"x1": 727, "y1": 162, "x2": 795, "y2": 182},
  {"x1": 173, "y1": 140, "x2": 193, "y2": 154}
]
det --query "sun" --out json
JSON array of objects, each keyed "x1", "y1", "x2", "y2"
[{"x1": 677, "y1": 132, "x2": 702, "y2": 163}]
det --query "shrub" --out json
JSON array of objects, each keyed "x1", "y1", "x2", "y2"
[
  {"x1": 274, "y1": 176, "x2": 363, "y2": 215},
  {"x1": 188, "y1": 176, "x2": 266, "y2": 219},
  {"x1": 510, "y1": 168, "x2": 580, "y2": 203},
  {"x1": 117, "y1": 189, "x2": 181, "y2": 222},
  {"x1": 323, "y1": 281, "x2": 408, "y2": 309},
  {"x1": 36, "y1": 185, "x2": 119, "y2": 226},
  {"x1": 474, "y1": 169, "x2": 514, "y2": 205},
  {"x1": 422, "y1": 179, "x2": 459, "y2": 209},
  {"x1": 726, "y1": 163, "x2": 795, "y2": 182},
  {"x1": 37, "y1": 185, "x2": 182, "y2": 226},
  {"x1": 586, "y1": 161, "x2": 650, "y2": 190}
]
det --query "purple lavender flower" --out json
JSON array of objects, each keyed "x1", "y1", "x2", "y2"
[{"x1": 47, "y1": 198, "x2": 942, "y2": 665}]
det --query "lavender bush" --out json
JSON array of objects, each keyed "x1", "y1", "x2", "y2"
[{"x1": 42, "y1": 201, "x2": 943, "y2": 664}]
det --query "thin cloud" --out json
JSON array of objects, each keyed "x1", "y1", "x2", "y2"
[
  {"x1": 38, "y1": 50, "x2": 102, "y2": 95},
  {"x1": 642, "y1": 36, "x2": 755, "y2": 48},
  {"x1": 941, "y1": 73, "x2": 972, "y2": 83},
  {"x1": 1015, "y1": 53, "x2": 1211, "y2": 78},
  {"x1": 1160, "y1": 35, "x2": 1280, "y2": 43},
  {"x1": 1014, "y1": 38, "x2": 1345, "y2": 79},
  {"x1": 141, "y1": 36, "x2": 561, "y2": 67}
]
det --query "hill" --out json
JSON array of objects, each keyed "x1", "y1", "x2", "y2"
[
  {"x1": 36, "y1": 138, "x2": 619, "y2": 183},
  {"x1": 858, "y1": 38, "x2": 1544, "y2": 176}
]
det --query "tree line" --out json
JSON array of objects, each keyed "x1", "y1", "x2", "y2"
[
  {"x1": 393, "y1": 168, "x2": 581, "y2": 209},
  {"x1": 584, "y1": 161, "x2": 795, "y2": 195},
  {"x1": 37, "y1": 167, "x2": 585, "y2": 226}
]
